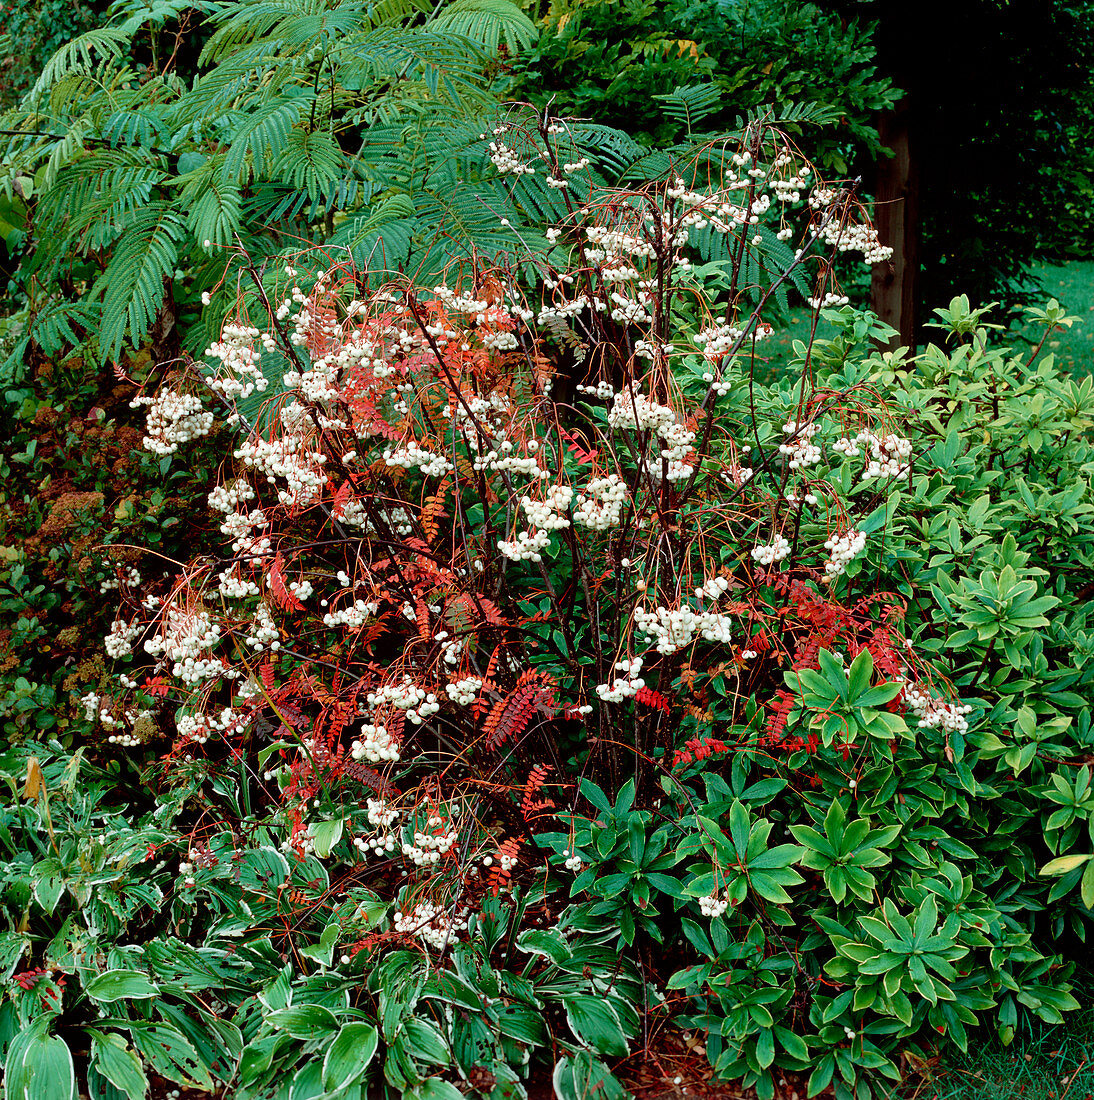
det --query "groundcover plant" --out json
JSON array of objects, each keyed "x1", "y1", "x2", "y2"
[{"x1": 5, "y1": 110, "x2": 1093, "y2": 1100}]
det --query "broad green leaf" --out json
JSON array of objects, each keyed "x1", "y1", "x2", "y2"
[
  {"x1": 846, "y1": 647, "x2": 874, "y2": 700},
  {"x1": 89, "y1": 1032, "x2": 147, "y2": 1100},
  {"x1": 729, "y1": 801, "x2": 750, "y2": 858},
  {"x1": 299, "y1": 922, "x2": 340, "y2": 968},
  {"x1": 402, "y1": 1018, "x2": 449, "y2": 1065},
  {"x1": 411, "y1": 1081, "x2": 464, "y2": 1100},
  {"x1": 266, "y1": 1005, "x2": 340, "y2": 1038},
  {"x1": 86, "y1": 970, "x2": 160, "y2": 1002},
  {"x1": 1082, "y1": 859, "x2": 1094, "y2": 910},
  {"x1": 516, "y1": 929, "x2": 572, "y2": 964},
  {"x1": 10, "y1": 1031, "x2": 75, "y2": 1100},
  {"x1": 553, "y1": 1052, "x2": 628, "y2": 1100},
  {"x1": 309, "y1": 819, "x2": 343, "y2": 859},
  {"x1": 1040, "y1": 853, "x2": 1092, "y2": 876},
  {"x1": 321, "y1": 1023, "x2": 378, "y2": 1093},
  {"x1": 564, "y1": 995, "x2": 629, "y2": 1056},
  {"x1": 755, "y1": 1026, "x2": 775, "y2": 1069}
]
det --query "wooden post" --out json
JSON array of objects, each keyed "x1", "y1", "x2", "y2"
[{"x1": 870, "y1": 98, "x2": 919, "y2": 351}]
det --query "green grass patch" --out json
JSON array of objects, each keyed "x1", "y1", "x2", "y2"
[
  {"x1": 1016, "y1": 260, "x2": 1094, "y2": 376},
  {"x1": 759, "y1": 260, "x2": 1094, "y2": 379},
  {"x1": 907, "y1": 1006, "x2": 1094, "y2": 1100}
]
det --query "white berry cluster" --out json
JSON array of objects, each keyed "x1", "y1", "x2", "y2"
[
  {"x1": 658, "y1": 420, "x2": 697, "y2": 481},
  {"x1": 824, "y1": 529, "x2": 867, "y2": 578},
  {"x1": 383, "y1": 441, "x2": 453, "y2": 477},
  {"x1": 446, "y1": 677, "x2": 483, "y2": 706},
  {"x1": 353, "y1": 798, "x2": 400, "y2": 858},
  {"x1": 178, "y1": 854, "x2": 199, "y2": 888},
  {"x1": 695, "y1": 575, "x2": 732, "y2": 601},
  {"x1": 575, "y1": 380, "x2": 616, "y2": 400},
  {"x1": 243, "y1": 603, "x2": 280, "y2": 652},
  {"x1": 393, "y1": 901, "x2": 468, "y2": 951},
  {"x1": 816, "y1": 216, "x2": 894, "y2": 266},
  {"x1": 176, "y1": 706, "x2": 243, "y2": 747},
  {"x1": 595, "y1": 656, "x2": 645, "y2": 703},
  {"x1": 105, "y1": 616, "x2": 141, "y2": 659},
  {"x1": 204, "y1": 322, "x2": 271, "y2": 400},
  {"x1": 288, "y1": 579, "x2": 313, "y2": 602},
  {"x1": 106, "y1": 730, "x2": 141, "y2": 747},
  {"x1": 751, "y1": 536, "x2": 791, "y2": 566},
  {"x1": 497, "y1": 526, "x2": 552, "y2": 563},
  {"x1": 401, "y1": 817, "x2": 458, "y2": 865},
  {"x1": 779, "y1": 421, "x2": 822, "y2": 469},
  {"x1": 220, "y1": 508, "x2": 270, "y2": 557},
  {"x1": 322, "y1": 598, "x2": 379, "y2": 630},
  {"x1": 521, "y1": 483, "x2": 574, "y2": 530},
  {"x1": 698, "y1": 894, "x2": 729, "y2": 919},
  {"x1": 208, "y1": 477, "x2": 256, "y2": 512},
  {"x1": 487, "y1": 133, "x2": 534, "y2": 177},
  {"x1": 218, "y1": 568, "x2": 260, "y2": 599},
  {"x1": 367, "y1": 797, "x2": 399, "y2": 830},
  {"x1": 234, "y1": 433, "x2": 327, "y2": 508},
  {"x1": 99, "y1": 565, "x2": 141, "y2": 593},
  {"x1": 433, "y1": 630, "x2": 466, "y2": 666},
  {"x1": 81, "y1": 691, "x2": 103, "y2": 722},
  {"x1": 354, "y1": 831, "x2": 396, "y2": 858},
  {"x1": 862, "y1": 432, "x2": 912, "y2": 481},
  {"x1": 366, "y1": 677, "x2": 440, "y2": 725},
  {"x1": 573, "y1": 474, "x2": 628, "y2": 530},
  {"x1": 607, "y1": 390, "x2": 676, "y2": 433},
  {"x1": 694, "y1": 321, "x2": 746, "y2": 360},
  {"x1": 808, "y1": 291, "x2": 851, "y2": 309},
  {"x1": 350, "y1": 722, "x2": 401, "y2": 763},
  {"x1": 722, "y1": 461, "x2": 754, "y2": 486},
  {"x1": 132, "y1": 389, "x2": 214, "y2": 455},
  {"x1": 904, "y1": 686, "x2": 973, "y2": 734},
  {"x1": 561, "y1": 848, "x2": 583, "y2": 872},
  {"x1": 143, "y1": 607, "x2": 225, "y2": 685},
  {"x1": 634, "y1": 605, "x2": 734, "y2": 656},
  {"x1": 585, "y1": 223, "x2": 656, "y2": 261},
  {"x1": 472, "y1": 445, "x2": 544, "y2": 478}
]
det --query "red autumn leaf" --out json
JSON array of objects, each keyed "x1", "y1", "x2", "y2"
[{"x1": 268, "y1": 552, "x2": 305, "y2": 612}]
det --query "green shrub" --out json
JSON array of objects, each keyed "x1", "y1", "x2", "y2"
[
  {"x1": 505, "y1": 0, "x2": 899, "y2": 173},
  {"x1": 2, "y1": 109, "x2": 1093, "y2": 1100}
]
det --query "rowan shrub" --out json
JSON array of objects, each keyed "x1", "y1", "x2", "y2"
[{"x1": 5, "y1": 113, "x2": 1091, "y2": 1100}]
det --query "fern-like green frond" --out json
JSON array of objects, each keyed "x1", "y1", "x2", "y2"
[
  {"x1": 754, "y1": 100, "x2": 844, "y2": 128},
  {"x1": 27, "y1": 298, "x2": 103, "y2": 357},
  {"x1": 567, "y1": 124, "x2": 649, "y2": 182},
  {"x1": 272, "y1": 128, "x2": 345, "y2": 201},
  {"x1": 201, "y1": 0, "x2": 419, "y2": 63},
  {"x1": 115, "y1": 0, "x2": 214, "y2": 37},
  {"x1": 328, "y1": 192, "x2": 418, "y2": 274},
  {"x1": 42, "y1": 119, "x2": 91, "y2": 191},
  {"x1": 223, "y1": 96, "x2": 312, "y2": 183},
  {"x1": 184, "y1": 44, "x2": 303, "y2": 115},
  {"x1": 33, "y1": 150, "x2": 166, "y2": 241},
  {"x1": 93, "y1": 201, "x2": 186, "y2": 363},
  {"x1": 652, "y1": 83, "x2": 722, "y2": 134},
  {"x1": 338, "y1": 27, "x2": 494, "y2": 112},
  {"x1": 29, "y1": 27, "x2": 132, "y2": 100},
  {"x1": 182, "y1": 161, "x2": 244, "y2": 247},
  {"x1": 428, "y1": 0, "x2": 537, "y2": 53},
  {"x1": 100, "y1": 106, "x2": 174, "y2": 149}
]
